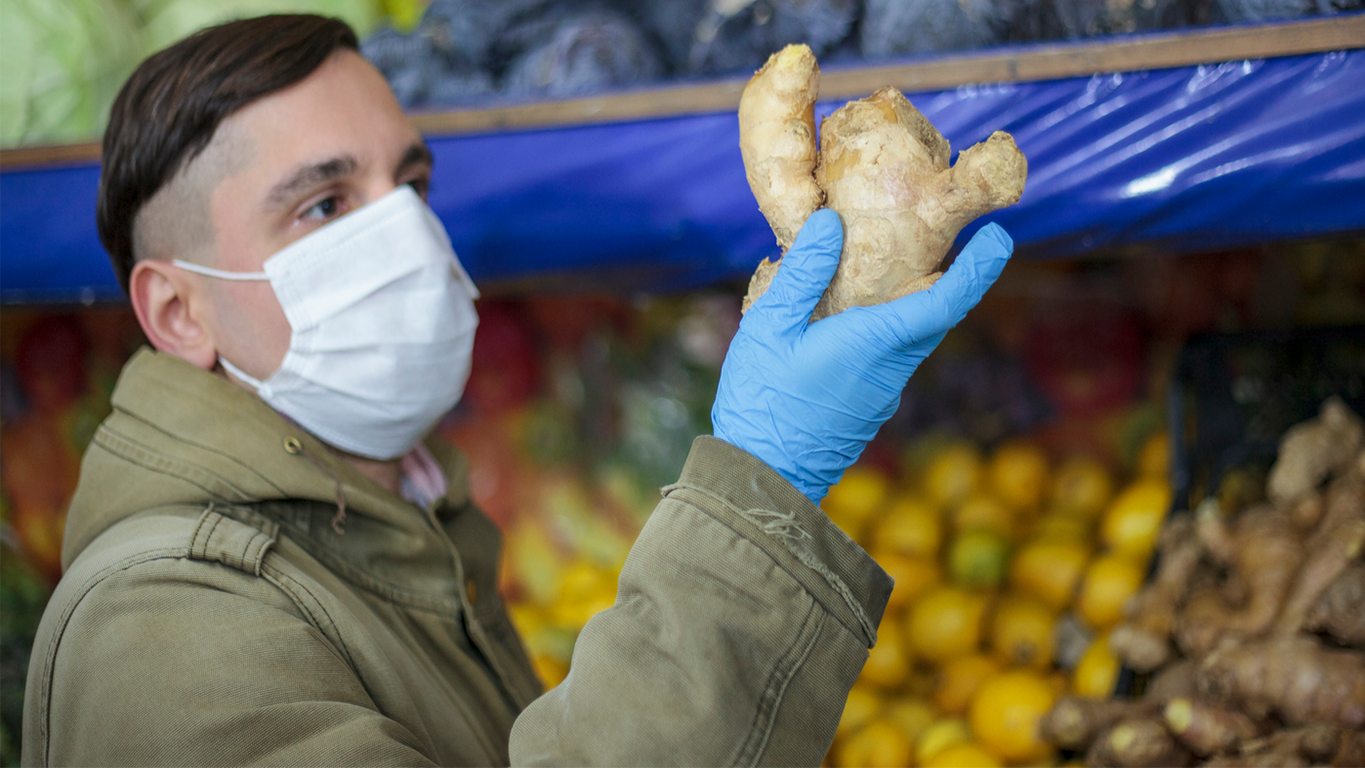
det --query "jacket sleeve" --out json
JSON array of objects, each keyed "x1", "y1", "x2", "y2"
[
  {"x1": 22, "y1": 553, "x2": 437, "y2": 768},
  {"x1": 509, "y1": 436, "x2": 892, "y2": 767}
]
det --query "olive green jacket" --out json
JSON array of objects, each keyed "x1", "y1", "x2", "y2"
[{"x1": 22, "y1": 349, "x2": 891, "y2": 767}]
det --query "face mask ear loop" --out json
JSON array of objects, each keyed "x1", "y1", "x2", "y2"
[{"x1": 293, "y1": 441, "x2": 349, "y2": 535}]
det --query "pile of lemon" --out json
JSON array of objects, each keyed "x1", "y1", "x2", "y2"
[{"x1": 825, "y1": 433, "x2": 1171, "y2": 767}]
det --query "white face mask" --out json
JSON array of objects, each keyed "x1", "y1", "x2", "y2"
[{"x1": 174, "y1": 185, "x2": 479, "y2": 460}]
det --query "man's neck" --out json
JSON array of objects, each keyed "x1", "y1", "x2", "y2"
[
  {"x1": 216, "y1": 362, "x2": 404, "y2": 494},
  {"x1": 342, "y1": 453, "x2": 403, "y2": 494}
]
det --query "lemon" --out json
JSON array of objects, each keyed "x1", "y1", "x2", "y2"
[
  {"x1": 924, "y1": 443, "x2": 984, "y2": 509},
  {"x1": 1030, "y1": 511, "x2": 1093, "y2": 543},
  {"x1": 1076, "y1": 554, "x2": 1146, "y2": 631},
  {"x1": 874, "y1": 552, "x2": 942, "y2": 611},
  {"x1": 835, "y1": 718, "x2": 913, "y2": 768},
  {"x1": 915, "y1": 718, "x2": 972, "y2": 765},
  {"x1": 988, "y1": 440, "x2": 1051, "y2": 513},
  {"x1": 530, "y1": 653, "x2": 568, "y2": 688},
  {"x1": 874, "y1": 496, "x2": 943, "y2": 558},
  {"x1": 933, "y1": 653, "x2": 1003, "y2": 716},
  {"x1": 837, "y1": 686, "x2": 884, "y2": 737},
  {"x1": 923, "y1": 743, "x2": 1003, "y2": 768},
  {"x1": 824, "y1": 466, "x2": 892, "y2": 538},
  {"x1": 1137, "y1": 431, "x2": 1170, "y2": 480},
  {"x1": 990, "y1": 596, "x2": 1057, "y2": 669},
  {"x1": 504, "y1": 523, "x2": 565, "y2": 606},
  {"x1": 1050, "y1": 454, "x2": 1115, "y2": 519},
  {"x1": 861, "y1": 618, "x2": 912, "y2": 688},
  {"x1": 907, "y1": 586, "x2": 989, "y2": 662},
  {"x1": 1009, "y1": 537, "x2": 1090, "y2": 611},
  {"x1": 884, "y1": 698, "x2": 936, "y2": 742},
  {"x1": 1101, "y1": 479, "x2": 1172, "y2": 560},
  {"x1": 549, "y1": 559, "x2": 618, "y2": 629},
  {"x1": 1072, "y1": 633, "x2": 1121, "y2": 699},
  {"x1": 969, "y1": 669, "x2": 1058, "y2": 764},
  {"x1": 947, "y1": 530, "x2": 1011, "y2": 591},
  {"x1": 953, "y1": 493, "x2": 1016, "y2": 538}
]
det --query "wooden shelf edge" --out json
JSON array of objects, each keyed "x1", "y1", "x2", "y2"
[
  {"x1": 4, "y1": 15, "x2": 1362, "y2": 169},
  {"x1": 1, "y1": 141, "x2": 103, "y2": 170},
  {"x1": 414, "y1": 16, "x2": 1364, "y2": 135}
]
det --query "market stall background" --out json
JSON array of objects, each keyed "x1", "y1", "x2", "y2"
[{"x1": 3, "y1": 1, "x2": 1365, "y2": 767}]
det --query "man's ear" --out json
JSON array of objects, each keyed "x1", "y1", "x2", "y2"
[{"x1": 128, "y1": 259, "x2": 218, "y2": 370}]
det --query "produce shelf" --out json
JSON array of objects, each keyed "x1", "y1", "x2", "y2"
[{"x1": 2, "y1": 16, "x2": 1363, "y2": 304}]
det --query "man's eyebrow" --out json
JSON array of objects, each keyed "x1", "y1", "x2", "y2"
[
  {"x1": 264, "y1": 155, "x2": 359, "y2": 210},
  {"x1": 396, "y1": 142, "x2": 434, "y2": 175}
]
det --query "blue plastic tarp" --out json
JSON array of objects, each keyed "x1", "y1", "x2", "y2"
[{"x1": 3, "y1": 49, "x2": 1364, "y2": 303}]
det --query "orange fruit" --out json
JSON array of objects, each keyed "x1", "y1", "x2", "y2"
[
  {"x1": 924, "y1": 443, "x2": 984, "y2": 509},
  {"x1": 947, "y1": 530, "x2": 1011, "y2": 591},
  {"x1": 884, "y1": 698, "x2": 936, "y2": 743},
  {"x1": 933, "y1": 653, "x2": 1003, "y2": 715},
  {"x1": 915, "y1": 718, "x2": 972, "y2": 766},
  {"x1": 824, "y1": 466, "x2": 892, "y2": 538},
  {"x1": 923, "y1": 743, "x2": 1003, "y2": 768},
  {"x1": 1009, "y1": 537, "x2": 1090, "y2": 611},
  {"x1": 1050, "y1": 454, "x2": 1115, "y2": 519},
  {"x1": 907, "y1": 586, "x2": 989, "y2": 662},
  {"x1": 969, "y1": 669, "x2": 1058, "y2": 764},
  {"x1": 988, "y1": 440, "x2": 1051, "y2": 513},
  {"x1": 1073, "y1": 633, "x2": 1121, "y2": 699},
  {"x1": 990, "y1": 596, "x2": 1057, "y2": 669},
  {"x1": 861, "y1": 618, "x2": 912, "y2": 688},
  {"x1": 1100, "y1": 479, "x2": 1172, "y2": 560},
  {"x1": 1137, "y1": 431, "x2": 1170, "y2": 480},
  {"x1": 835, "y1": 718, "x2": 913, "y2": 768},
  {"x1": 953, "y1": 493, "x2": 1015, "y2": 538},
  {"x1": 874, "y1": 496, "x2": 943, "y2": 559},
  {"x1": 875, "y1": 552, "x2": 942, "y2": 611},
  {"x1": 837, "y1": 686, "x2": 884, "y2": 737},
  {"x1": 1076, "y1": 554, "x2": 1146, "y2": 631}
]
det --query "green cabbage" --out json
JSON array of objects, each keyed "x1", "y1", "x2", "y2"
[
  {"x1": 138, "y1": 0, "x2": 383, "y2": 57},
  {"x1": 0, "y1": 0, "x2": 142, "y2": 147}
]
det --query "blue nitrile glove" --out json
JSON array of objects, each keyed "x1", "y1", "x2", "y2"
[{"x1": 712, "y1": 209, "x2": 1013, "y2": 504}]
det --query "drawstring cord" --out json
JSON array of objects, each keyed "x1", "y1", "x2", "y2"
[{"x1": 289, "y1": 438, "x2": 349, "y2": 534}]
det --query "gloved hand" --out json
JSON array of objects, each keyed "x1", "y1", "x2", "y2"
[{"x1": 712, "y1": 209, "x2": 1013, "y2": 504}]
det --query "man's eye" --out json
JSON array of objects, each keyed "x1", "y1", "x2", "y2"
[{"x1": 302, "y1": 196, "x2": 342, "y2": 221}]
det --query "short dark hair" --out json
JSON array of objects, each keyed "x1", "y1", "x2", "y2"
[{"x1": 97, "y1": 14, "x2": 359, "y2": 291}]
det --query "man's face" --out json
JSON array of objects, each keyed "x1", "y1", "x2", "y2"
[{"x1": 182, "y1": 50, "x2": 432, "y2": 382}]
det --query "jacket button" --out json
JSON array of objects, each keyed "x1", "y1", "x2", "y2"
[
  {"x1": 465, "y1": 578, "x2": 478, "y2": 604},
  {"x1": 283, "y1": 437, "x2": 303, "y2": 454}
]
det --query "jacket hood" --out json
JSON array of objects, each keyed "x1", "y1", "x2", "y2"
[{"x1": 62, "y1": 348, "x2": 469, "y2": 569}]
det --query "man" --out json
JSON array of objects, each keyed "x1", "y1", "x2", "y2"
[{"x1": 22, "y1": 14, "x2": 1013, "y2": 767}]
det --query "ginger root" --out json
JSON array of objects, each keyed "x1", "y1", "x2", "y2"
[
  {"x1": 1203, "y1": 726, "x2": 1342, "y2": 768},
  {"x1": 1309, "y1": 562, "x2": 1365, "y2": 646},
  {"x1": 1112, "y1": 516, "x2": 1203, "y2": 672},
  {"x1": 1086, "y1": 717, "x2": 1191, "y2": 767},
  {"x1": 1040, "y1": 661, "x2": 1193, "y2": 752},
  {"x1": 1267, "y1": 396, "x2": 1364, "y2": 509},
  {"x1": 1164, "y1": 697, "x2": 1262, "y2": 757},
  {"x1": 1196, "y1": 636, "x2": 1365, "y2": 727},
  {"x1": 1041, "y1": 697, "x2": 1159, "y2": 750},
  {"x1": 737, "y1": 44, "x2": 824, "y2": 253},
  {"x1": 738, "y1": 44, "x2": 1027, "y2": 320},
  {"x1": 1192, "y1": 503, "x2": 1304, "y2": 640}
]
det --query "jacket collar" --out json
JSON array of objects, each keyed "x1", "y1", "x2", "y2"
[{"x1": 62, "y1": 348, "x2": 471, "y2": 577}]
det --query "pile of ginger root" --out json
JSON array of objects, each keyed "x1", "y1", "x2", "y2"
[
  {"x1": 1041, "y1": 397, "x2": 1365, "y2": 767},
  {"x1": 736, "y1": 44, "x2": 1027, "y2": 321}
]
